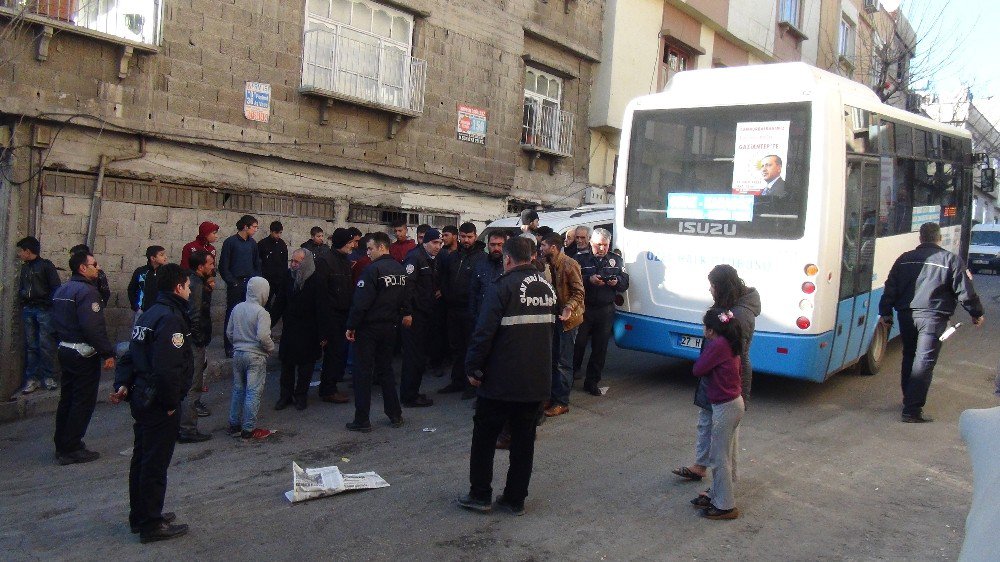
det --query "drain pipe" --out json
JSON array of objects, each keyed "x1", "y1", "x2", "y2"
[{"x1": 86, "y1": 135, "x2": 146, "y2": 249}]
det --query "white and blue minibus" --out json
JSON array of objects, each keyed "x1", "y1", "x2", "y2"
[{"x1": 613, "y1": 62, "x2": 973, "y2": 382}]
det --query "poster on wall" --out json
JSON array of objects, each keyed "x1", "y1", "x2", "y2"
[
  {"x1": 731, "y1": 121, "x2": 790, "y2": 196},
  {"x1": 456, "y1": 104, "x2": 487, "y2": 145},
  {"x1": 244, "y1": 82, "x2": 271, "y2": 123}
]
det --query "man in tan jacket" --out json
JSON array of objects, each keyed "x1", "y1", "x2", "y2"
[{"x1": 539, "y1": 233, "x2": 585, "y2": 417}]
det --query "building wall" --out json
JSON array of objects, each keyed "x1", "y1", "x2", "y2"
[{"x1": 0, "y1": 0, "x2": 606, "y2": 394}]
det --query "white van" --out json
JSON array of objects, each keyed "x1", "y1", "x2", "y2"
[
  {"x1": 969, "y1": 223, "x2": 1000, "y2": 274},
  {"x1": 479, "y1": 204, "x2": 615, "y2": 246}
]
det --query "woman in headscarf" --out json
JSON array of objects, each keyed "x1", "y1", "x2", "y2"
[{"x1": 274, "y1": 248, "x2": 331, "y2": 411}]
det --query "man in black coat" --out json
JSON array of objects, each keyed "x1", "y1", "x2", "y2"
[
  {"x1": 319, "y1": 228, "x2": 355, "y2": 404},
  {"x1": 401, "y1": 228, "x2": 444, "y2": 407},
  {"x1": 15, "y1": 236, "x2": 61, "y2": 395},
  {"x1": 274, "y1": 249, "x2": 330, "y2": 411},
  {"x1": 50, "y1": 251, "x2": 115, "y2": 465},
  {"x1": 438, "y1": 222, "x2": 486, "y2": 395},
  {"x1": 178, "y1": 251, "x2": 215, "y2": 443},
  {"x1": 879, "y1": 222, "x2": 985, "y2": 423},
  {"x1": 112, "y1": 263, "x2": 193, "y2": 543},
  {"x1": 458, "y1": 237, "x2": 558, "y2": 515},
  {"x1": 345, "y1": 232, "x2": 412, "y2": 432},
  {"x1": 257, "y1": 221, "x2": 288, "y2": 318}
]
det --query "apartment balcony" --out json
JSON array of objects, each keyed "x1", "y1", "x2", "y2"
[
  {"x1": 521, "y1": 101, "x2": 574, "y2": 158},
  {"x1": 0, "y1": 0, "x2": 162, "y2": 49},
  {"x1": 300, "y1": 28, "x2": 426, "y2": 118}
]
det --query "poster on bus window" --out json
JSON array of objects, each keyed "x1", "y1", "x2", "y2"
[{"x1": 731, "y1": 121, "x2": 790, "y2": 196}]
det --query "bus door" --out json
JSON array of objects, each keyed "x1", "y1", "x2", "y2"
[{"x1": 827, "y1": 156, "x2": 880, "y2": 375}]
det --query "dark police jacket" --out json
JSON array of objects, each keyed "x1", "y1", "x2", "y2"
[
  {"x1": 327, "y1": 249, "x2": 355, "y2": 316},
  {"x1": 129, "y1": 293, "x2": 195, "y2": 411},
  {"x1": 347, "y1": 255, "x2": 411, "y2": 329},
  {"x1": 403, "y1": 245, "x2": 437, "y2": 316},
  {"x1": 187, "y1": 272, "x2": 213, "y2": 347},
  {"x1": 440, "y1": 240, "x2": 486, "y2": 309},
  {"x1": 575, "y1": 252, "x2": 630, "y2": 307},
  {"x1": 469, "y1": 255, "x2": 504, "y2": 321},
  {"x1": 18, "y1": 257, "x2": 61, "y2": 308},
  {"x1": 465, "y1": 264, "x2": 557, "y2": 403},
  {"x1": 879, "y1": 243, "x2": 984, "y2": 319},
  {"x1": 51, "y1": 274, "x2": 114, "y2": 358}
]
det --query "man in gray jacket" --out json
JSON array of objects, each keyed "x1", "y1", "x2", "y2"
[{"x1": 226, "y1": 277, "x2": 276, "y2": 440}]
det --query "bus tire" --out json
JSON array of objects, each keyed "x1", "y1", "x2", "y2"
[{"x1": 860, "y1": 321, "x2": 888, "y2": 376}]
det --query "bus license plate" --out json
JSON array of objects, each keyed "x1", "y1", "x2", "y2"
[{"x1": 679, "y1": 335, "x2": 703, "y2": 349}]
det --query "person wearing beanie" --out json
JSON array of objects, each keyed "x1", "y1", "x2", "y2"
[
  {"x1": 519, "y1": 209, "x2": 540, "y2": 239},
  {"x1": 401, "y1": 228, "x2": 444, "y2": 407},
  {"x1": 15, "y1": 236, "x2": 62, "y2": 395},
  {"x1": 180, "y1": 221, "x2": 220, "y2": 271},
  {"x1": 318, "y1": 228, "x2": 355, "y2": 404}
]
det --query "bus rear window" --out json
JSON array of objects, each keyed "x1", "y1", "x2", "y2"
[{"x1": 624, "y1": 103, "x2": 811, "y2": 239}]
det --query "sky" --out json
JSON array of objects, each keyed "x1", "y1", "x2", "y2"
[{"x1": 898, "y1": 0, "x2": 999, "y2": 100}]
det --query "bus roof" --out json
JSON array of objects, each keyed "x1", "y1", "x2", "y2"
[{"x1": 628, "y1": 62, "x2": 970, "y2": 140}]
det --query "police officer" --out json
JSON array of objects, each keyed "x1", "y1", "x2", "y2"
[
  {"x1": 573, "y1": 227, "x2": 629, "y2": 396},
  {"x1": 879, "y1": 222, "x2": 985, "y2": 423},
  {"x1": 458, "y1": 236, "x2": 558, "y2": 515},
  {"x1": 50, "y1": 251, "x2": 115, "y2": 465},
  {"x1": 319, "y1": 228, "x2": 355, "y2": 404},
  {"x1": 111, "y1": 263, "x2": 193, "y2": 543},
  {"x1": 438, "y1": 222, "x2": 486, "y2": 395},
  {"x1": 345, "y1": 232, "x2": 412, "y2": 432},
  {"x1": 401, "y1": 228, "x2": 444, "y2": 407}
]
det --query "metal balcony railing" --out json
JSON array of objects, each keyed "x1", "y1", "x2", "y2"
[
  {"x1": 301, "y1": 27, "x2": 426, "y2": 116},
  {"x1": 521, "y1": 101, "x2": 574, "y2": 157},
  {"x1": 1, "y1": 0, "x2": 161, "y2": 46}
]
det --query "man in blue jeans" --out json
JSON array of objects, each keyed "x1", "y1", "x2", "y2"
[
  {"x1": 15, "y1": 236, "x2": 61, "y2": 396},
  {"x1": 538, "y1": 233, "x2": 585, "y2": 417},
  {"x1": 226, "y1": 277, "x2": 275, "y2": 440},
  {"x1": 218, "y1": 215, "x2": 261, "y2": 357}
]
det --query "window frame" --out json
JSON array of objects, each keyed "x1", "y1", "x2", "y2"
[
  {"x1": 658, "y1": 40, "x2": 691, "y2": 91},
  {"x1": 838, "y1": 14, "x2": 856, "y2": 68}
]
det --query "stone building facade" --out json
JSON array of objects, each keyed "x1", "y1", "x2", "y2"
[{"x1": 0, "y1": 0, "x2": 605, "y2": 394}]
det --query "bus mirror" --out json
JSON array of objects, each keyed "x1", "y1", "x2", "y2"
[{"x1": 982, "y1": 168, "x2": 996, "y2": 192}]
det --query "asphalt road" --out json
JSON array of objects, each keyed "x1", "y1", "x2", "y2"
[{"x1": 2, "y1": 274, "x2": 999, "y2": 561}]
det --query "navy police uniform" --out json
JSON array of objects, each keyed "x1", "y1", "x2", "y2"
[
  {"x1": 401, "y1": 245, "x2": 437, "y2": 404},
  {"x1": 120, "y1": 292, "x2": 194, "y2": 534},
  {"x1": 573, "y1": 252, "x2": 629, "y2": 392},
  {"x1": 879, "y1": 242, "x2": 983, "y2": 418},
  {"x1": 50, "y1": 273, "x2": 114, "y2": 458},
  {"x1": 346, "y1": 254, "x2": 411, "y2": 426}
]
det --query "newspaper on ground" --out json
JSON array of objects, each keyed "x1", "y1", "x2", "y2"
[{"x1": 284, "y1": 462, "x2": 389, "y2": 503}]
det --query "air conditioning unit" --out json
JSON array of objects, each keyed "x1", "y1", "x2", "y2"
[
  {"x1": 584, "y1": 185, "x2": 609, "y2": 205},
  {"x1": 863, "y1": 0, "x2": 879, "y2": 13}
]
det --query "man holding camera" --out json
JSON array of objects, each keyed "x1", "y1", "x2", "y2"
[{"x1": 573, "y1": 228, "x2": 628, "y2": 396}]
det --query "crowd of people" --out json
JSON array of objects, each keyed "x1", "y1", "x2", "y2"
[{"x1": 13, "y1": 211, "x2": 984, "y2": 538}]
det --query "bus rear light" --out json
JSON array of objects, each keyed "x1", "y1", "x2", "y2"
[
  {"x1": 624, "y1": 324, "x2": 633, "y2": 331},
  {"x1": 801, "y1": 282, "x2": 816, "y2": 294},
  {"x1": 799, "y1": 299, "x2": 814, "y2": 312},
  {"x1": 796, "y1": 317, "x2": 811, "y2": 329},
  {"x1": 777, "y1": 347, "x2": 789, "y2": 354},
  {"x1": 804, "y1": 264, "x2": 819, "y2": 276}
]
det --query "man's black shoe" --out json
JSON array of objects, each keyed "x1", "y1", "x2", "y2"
[
  {"x1": 346, "y1": 420, "x2": 372, "y2": 432},
  {"x1": 402, "y1": 395, "x2": 434, "y2": 408},
  {"x1": 56, "y1": 448, "x2": 100, "y2": 465},
  {"x1": 495, "y1": 494, "x2": 526, "y2": 516},
  {"x1": 461, "y1": 388, "x2": 476, "y2": 400},
  {"x1": 901, "y1": 413, "x2": 934, "y2": 423},
  {"x1": 437, "y1": 382, "x2": 466, "y2": 394},
  {"x1": 457, "y1": 494, "x2": 492, "y2": 513},
  {"x1": 139, "y1": 521, "x2": 189, "y2": 544},
  {"x1": 583, "y1": 383, "x2": 602, "y2": 396},
  {"x1": 389, "y1": 417, "x2": 404, "y2": 428},
  {"x1": 177, "y1": 431, "x2": 213, "y2": 444},
  {"x1": 131, "y1": 512, "x2": 175, "y2": 534},
  {"x1": 193, "y1": 401, "x2": 211, "y2": 417},
  {"x1": 274, "y1": 398, "x2": 291, "y2": 411}
]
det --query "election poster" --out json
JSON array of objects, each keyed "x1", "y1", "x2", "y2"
[
  {"x1": 456, "y1": 104, "x2": 487, "y2": 145},
  {"x1": 731, "y1": 121, "x2": 790, "y2": 196}
]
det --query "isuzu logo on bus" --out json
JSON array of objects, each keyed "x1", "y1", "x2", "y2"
[{"x1": 678, "y1": 221, "x2": 736, "y2": 236}]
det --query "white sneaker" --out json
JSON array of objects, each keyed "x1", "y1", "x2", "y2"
[
  {"x1": 43, "y1": 378, "x2": 58, "y2": 390},
  {"x1": 21, "y1": 380, "x2": 40, "y2": 394}
]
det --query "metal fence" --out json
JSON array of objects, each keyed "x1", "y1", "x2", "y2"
[
  {"x1": 521, "y1": 100, "x2": 574, "y2": 157},
  {"x1": 2, "y1": 0, "x2": 161, "y2": 45},
  {"x1": 302, "y1": 27, "x2": 426, "y2": 115}
]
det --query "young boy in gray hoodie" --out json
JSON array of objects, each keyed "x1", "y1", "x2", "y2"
[{"x1": 226, "y1": 277, "x2": 276, "y2": 439}]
